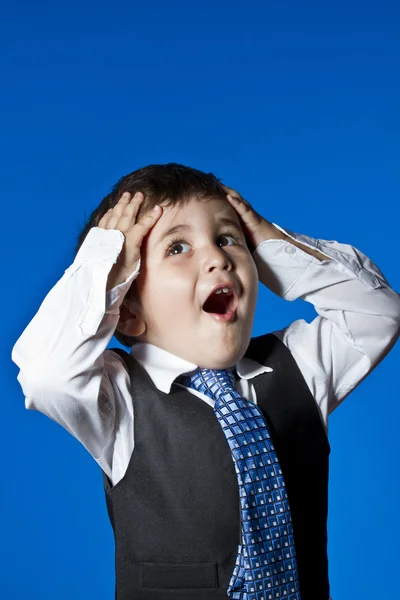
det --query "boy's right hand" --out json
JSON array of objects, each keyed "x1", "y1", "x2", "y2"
[{"x1": 98, "y1": 191, "x2": 163, "y2": 291}]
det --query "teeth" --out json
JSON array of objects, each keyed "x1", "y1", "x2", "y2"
[{"x1": 215, "y1": 287, "x2": 231, "y2": 294}]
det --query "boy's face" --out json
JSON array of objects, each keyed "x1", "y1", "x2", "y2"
[{"x1": 126, "y1": 196, "x2": 258, "y2": 369}]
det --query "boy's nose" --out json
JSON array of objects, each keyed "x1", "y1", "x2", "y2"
[{"x1": 202, "y1": 247, "x2": 233, "y2": 273}]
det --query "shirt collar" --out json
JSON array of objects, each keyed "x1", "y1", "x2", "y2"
[{"x1": 130, "y1": 342, "x2": 273, "y2": 393}]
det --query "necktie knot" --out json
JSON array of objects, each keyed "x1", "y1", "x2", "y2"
[{"x1": 181, "y1": 368, "x2": 236, "y2": 402}]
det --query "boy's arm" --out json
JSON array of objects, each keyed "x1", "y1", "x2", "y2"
[
  {"x1": 11, "y1": 227, "x2": 139, "y2": 478},
  {"x1": 11, "y1": 192, "x2": 162, "y2": 480},
  {"x1": 224, "y1": 187, "x2": 400, "y2": 421}
]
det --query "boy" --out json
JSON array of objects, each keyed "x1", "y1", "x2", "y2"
[{"x1": 12, "y1": 163, "x2": 400, "y2": 600}]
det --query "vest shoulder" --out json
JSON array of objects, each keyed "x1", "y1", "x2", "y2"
[{"x1": 245, "y1": 332, "x2": 288, "y2": 364}]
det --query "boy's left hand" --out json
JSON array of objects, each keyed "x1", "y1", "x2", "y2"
[
  {"x1": 221, "y1": 184, "x2": 275, "y2": 250},
  {"x1": 222, "y1": 184, "x2": 331, "y2": 262}
]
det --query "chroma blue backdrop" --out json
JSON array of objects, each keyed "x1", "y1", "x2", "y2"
[{"x1": 1, "y1": 0, "x2": 399, "y2": 598}]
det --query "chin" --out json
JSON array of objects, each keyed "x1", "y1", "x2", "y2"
[{"x1": 198, "y1": 345, "x2": 247, "y2": 371}]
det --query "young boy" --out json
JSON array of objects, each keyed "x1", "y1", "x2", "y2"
[{"x1": 12, "y1": 163, "x2": 399, "y2": 600}]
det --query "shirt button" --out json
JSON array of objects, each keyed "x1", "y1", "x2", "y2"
[{"x1": 285, "y1": 246, "x2": 296, "y2": 254}]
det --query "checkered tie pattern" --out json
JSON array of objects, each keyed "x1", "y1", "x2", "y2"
[{"x1": 181, "y1": 368, "x2": 301, "y2": 600}]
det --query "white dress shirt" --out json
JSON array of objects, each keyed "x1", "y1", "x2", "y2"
[{"x1": 11, "y1": 223, "x2": 400, "y2": 490}]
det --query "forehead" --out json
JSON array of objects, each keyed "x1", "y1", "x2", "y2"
[{"x1": 155, "y1": 196, "x2": 241, "y2": 236}]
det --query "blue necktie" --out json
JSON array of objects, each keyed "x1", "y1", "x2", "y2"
[{"x1": 181, "y1": 368, "x2": 301, "y2": 600}]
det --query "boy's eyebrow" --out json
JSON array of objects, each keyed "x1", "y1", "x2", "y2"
[{"x1": 156, "y1": 218, "x2": 242, "y2": 246}]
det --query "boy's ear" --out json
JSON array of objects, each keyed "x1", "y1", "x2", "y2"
[{"x1": 116, "y1": 297, "x2": 146, "y2": 338}]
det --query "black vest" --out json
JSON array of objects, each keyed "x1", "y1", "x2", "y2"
[{"x1": 103, "y1": 333, "x2": 331, "y2": 599}]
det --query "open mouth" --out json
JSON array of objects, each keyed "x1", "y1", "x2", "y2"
[{"x1": 202, "y1": 286, "x2": 237, "y2": 317}]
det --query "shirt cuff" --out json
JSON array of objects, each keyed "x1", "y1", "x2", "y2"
[
  {"x1": 71, "y1": 227, "x2": 142, "y2": 335},
  {"x1": 105, "y1": 259, "x2": 141, "y2": 311},
  {"x1": 253, "y1": 246, "x2": 313, "y2": 299},
  {"x1": 255, "y1": 223, "x2": 382, "y2": 291},
  {"x1": 74, "y1": 227, "x2": 126, "y2": 264}
]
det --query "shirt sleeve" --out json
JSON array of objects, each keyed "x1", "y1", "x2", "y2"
[
  {"x1": 11, "y1": 227, "x2": 139, "y2": 480},
  {"x1": 252, "y1": 223, "x2": 400, "y2": 424}
]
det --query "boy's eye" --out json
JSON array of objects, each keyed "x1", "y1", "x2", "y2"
[
  {"x1": 167, "y1": 241, "x2": 191, "y2": 256},
  {"x1": 218, "y1": 234, "x2": 236, "y2": 247},
  {"x1": 166, "y1": 233, "x2": 237, "y2": 256}
]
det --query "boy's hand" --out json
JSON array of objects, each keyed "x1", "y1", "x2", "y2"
[
  {"x1": 221, "y1": 184, "x2": 274, "y2": 250},
  {"x1": 222, "y1": 184, "x2": 330, "y2": 262},
  {"x1": 98, "y1": 191, "x2": 163, "y2": 291}
]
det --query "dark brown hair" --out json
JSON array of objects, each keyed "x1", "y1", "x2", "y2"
[{"x1": 75, "y1": 163, "x2": 234, "y2": 347}]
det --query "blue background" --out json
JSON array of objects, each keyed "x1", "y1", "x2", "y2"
[{"x1": 2, "y1": 0, "x2": 399, "y2": 598}]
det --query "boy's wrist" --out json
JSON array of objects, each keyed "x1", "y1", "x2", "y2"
[
  {"x1": 106, "y1": 258, "x2": 140, "y2": 293},
  {"x1": 255, "y1": 222, "x2": 330, "y2": 262},
  {"x1": 106, "y1": 264, "x2": 127, "y2": 292},
  {"x1": 253, "y1": 220, "x2": 286, "y2": 245}
]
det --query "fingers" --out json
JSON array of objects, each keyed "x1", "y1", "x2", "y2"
[
  {"x1": 220, "y1": 183, "x2": 240, "y2": 199},
  {"x1": 123, "y1": 206, "x2": 162, "y2": 263},
  {"x1": 98, "y1": 192, "x2": 144, "y2": 230},
  {"x1": 226, "y1": 192, "x2": 262, "y2": 228},
  {"x1": 97, "y1": 190, "x2": 163, "y2": 242},
  {"x1": 97, "y1": 190, "x2": 163, "y2": 274},
  {"x1": 226, "y1": 192, "x2": 250, "y2": 213},
  {"x1": 221, "y1": 184, "x2": 249, "y2": 209},
  {"x1": 222, "y1": 183, "x2": 253, "y2": 223}
]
